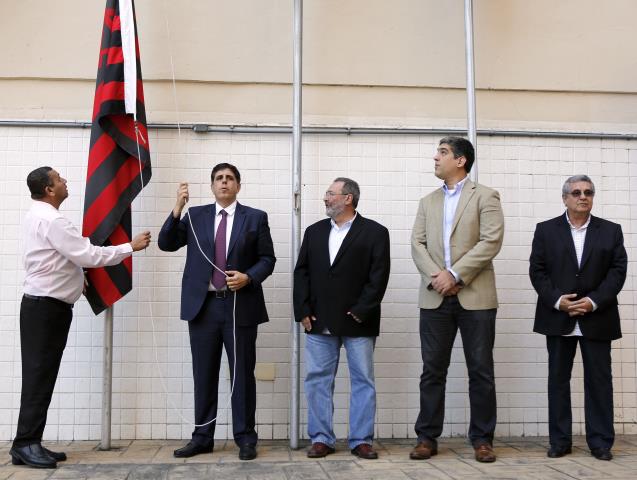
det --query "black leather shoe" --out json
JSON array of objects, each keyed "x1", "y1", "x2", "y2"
[
  {"x1": 10, "y1": 444, "x2": 57, "y2": 468},
  {"x1": 239, "y1": 444, "x2": 257, "y2": 460},
  {"x1": 547, "y1": 445, "x2": 572, "y2": 458},
  {"x1": 173, "y1": 441, "x2": 213, "y2": 458},
  {"x1": 11, "y1": 445, "x2": 66, "y2": 464},
  {"x1": 591, "y1": 447, "x2": 613, "y2": 461},
  {"x1": 43, "y1": 446, "x2": 66, "y2": 462}
]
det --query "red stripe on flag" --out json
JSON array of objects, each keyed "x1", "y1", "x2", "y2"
[
  {"x1": 87, "y1": 134, "x2": 116, "y2": 180},
  {"x1": 111, "y1": 15, "x2": 121, "y2": 32},
  {"x1": 109, "y1": 115, "x2": 149, "y2": 150},
  {"x1": 109, "y1": 225, "x2": 133, "y2": 274},
  {"x1": 123, "y1": 256, "x2": 132, "y2": 275},
  {"x1": 137, "y1": 79, "x2": 145, "y2": 104},
  {"x1": 110, "y1": 223, "x2": 131, "y2": 245},
  {"x1": 104, "y1": 8, "x2": 115, "y2": 31},
  {"x1": 92, "y1": 81, "x2": 126, "y2": 121},
  {"x1": 105, "y1": 46, "x2": 124, "y2": 66},
  {"x1": 83, "y1": 156, "x2": 142, "y2": 237},
  {"x1": 89, "y1": 267, "x2": 123, "y2": 306}
]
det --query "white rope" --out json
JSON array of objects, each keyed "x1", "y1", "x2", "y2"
[{"x1": 131, "y1": 5, "x2": 239, "y2": 427}]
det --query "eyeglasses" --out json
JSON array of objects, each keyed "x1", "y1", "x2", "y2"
[
  {"x1": 568, "y1": 189, "x2": 595, "y2": 198},
  {"x1": 324, "y1": 191, "x2": 349, "y2": 197}
]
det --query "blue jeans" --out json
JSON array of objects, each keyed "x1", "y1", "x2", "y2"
[{"x1": 304, "y1": 334, "x2": 376, "y2": 449}]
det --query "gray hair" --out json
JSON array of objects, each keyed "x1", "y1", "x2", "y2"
[
  {"x1": 562, "y1": 175, "x2": 595, "y2": 197},
  {"x1": 333, "y1": 177, "x2": 360, "y2": 208}
]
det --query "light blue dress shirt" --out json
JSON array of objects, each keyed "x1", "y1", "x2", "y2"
[{"x1": 442, "y1": 176, "x2": 468, "y2": 282}]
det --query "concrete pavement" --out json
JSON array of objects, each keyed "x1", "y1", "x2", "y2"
[{"x1": 1, "y1": 435, "x2": 636, "y2": 479}]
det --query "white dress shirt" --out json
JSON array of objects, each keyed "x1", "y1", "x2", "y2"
[
  {"x1": 442, "y1": 176, "x2": 468, "y2": 281},
  {"x1": 208, "y1": 201, "x2": 237, "y2": 291},
  {"x1": 555, "y1": 211, "x2": 597, "y2": 336},
  {"x1": 23, "y1": 201, "x2": 133, "y2": 304},
  {"x1": 329, "y1": 213, "x2": 357, "y2": 265}
]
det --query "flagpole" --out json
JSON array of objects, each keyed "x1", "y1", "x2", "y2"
[
  {"x1": 99, "y1": 306, "x2": 114, "y2": 450},
  {"x1": 290, "y1": 0, "x2": 303, "y2": 450},
  {"x1": 464, "y1": 0, "x2": 478, "y2": 181}
]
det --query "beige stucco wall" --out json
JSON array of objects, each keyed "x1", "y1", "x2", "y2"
[{"x1": 1, "y1": 0, "x2": 636, "y2": 130}]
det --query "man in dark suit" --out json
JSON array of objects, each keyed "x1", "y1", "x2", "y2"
[
  {"x1": 530, "y1": 174, "x2": 627, "y2": 461},
  {"x1": 294, "y1": 177, "x2": 391, "y2": 460},
  {"x1": 158, "y1": 163, "x2": 275, "y2": 460}
]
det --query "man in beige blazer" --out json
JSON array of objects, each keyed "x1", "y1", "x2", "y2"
[{"x1": 410, "y1": 137, "x2": 504, "y2": 463}]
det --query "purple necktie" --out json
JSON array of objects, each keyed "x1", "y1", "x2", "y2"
[{"x1": 212, "y1": 209, "x2": 228, "y2": 289}]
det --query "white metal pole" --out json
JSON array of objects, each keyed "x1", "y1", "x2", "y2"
[
  {"x1": 290, "y1": 0, "x2": 303, "y2": 450},
  {"x1": 99, "y1": 305, "x2": 113, "y2": 450},
  {"x1": 464, "y1": 0, "x2": 478, "y2": 181}
]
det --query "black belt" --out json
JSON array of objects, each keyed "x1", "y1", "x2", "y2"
[
  {"x1": 207, "y1": 290, "x2": 231, "y2": 299},
  {"x1": 23, "y1": 293, "x2": 74, "y2": 309}
]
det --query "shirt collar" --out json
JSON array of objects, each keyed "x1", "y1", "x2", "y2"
[
  {"x1": 216, "y1": 201, "x2": 237, "y2": 216},
  {"x1": 442, "y1": 176, "x2": 468, "y2": 196},
  {"x1": 33, "y1": 200, "x2": 59, "y2": 212},
  {"x1": 330, "y1": 212, "x2": 357, "y2": 231},
  {"x1": 565, "y1": 211, "x2": 591, "y2": 230}
]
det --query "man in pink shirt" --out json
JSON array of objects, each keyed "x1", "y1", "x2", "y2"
[{"x1": 10, "y1": 166, "x2": 151, "y2": 469}]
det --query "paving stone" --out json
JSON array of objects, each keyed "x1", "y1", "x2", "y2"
[
  {"x1": 3, "y1": 468, "x2": 54, "y2": 480},
  {"x1": 128, "y1": 464, "x2": 169, "y2": 480},
  {"x1": 280, "y1": 462, "x2": 331, "y2": 480},
  {"x1": 166, "y1": 464, "x2": 209, "y2": 479}
]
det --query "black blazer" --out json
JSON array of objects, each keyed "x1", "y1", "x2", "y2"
[
  {"x1": 293, "y1": 214, "x2": 391, "y2": 337},
  {"x1": 529, "y1": 214, "x2": 627, "y2": 341},
  {"x1": 158, "y1": 203, "x2": 276, "y2": 325}
]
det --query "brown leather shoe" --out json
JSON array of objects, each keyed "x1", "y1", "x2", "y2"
[
  {"x1": 351, "y1": 443, "x2": 378, "y2": 459},
  {"x1": 409, "y1": 441, "x2": 438, "y2": 460},
  {"x1": 307, "y1": 442, "x2": 335, "y2": 458},
  {"x1": 474, "y1": 444, "x2": 496, "y2": 463}
]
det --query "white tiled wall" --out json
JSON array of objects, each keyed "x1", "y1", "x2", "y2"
[{"x1": 0, "y1": 126, "x2": 635, "y2": 441}]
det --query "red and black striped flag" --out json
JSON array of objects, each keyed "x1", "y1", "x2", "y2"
[{"x1": 83, "y1": 0, "x2": 151, "y2": 314}]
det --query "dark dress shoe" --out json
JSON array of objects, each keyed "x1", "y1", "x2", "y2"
[
  {"x1": 307, "y1": 442, "x2": 335, "y2": 458},
  {"x1": 591, "y1": 447, "x2": 613, "y2": 461},
  {"x1": 11, "y1": 446, "x2": 66, "y2": 464},
  {"x1": 410, "y1": 441, "x2": 438, "y2": 460},
  {"x1": 10, "y1": 444, "x2": 57, "y2": 468},
  {"x1": 351, "y1": 443, "x2": 378, "y2": 459},
  {"x1": 474, "y1": 444, "x2": 496, "y2": 463},
  {"x1": 44, "y1": 447, "x2": 67, "y2": 462},
  {"x1": 173, "y1": 441, "x2": 213, "y2": 458},
  {"x1": 239, "y1": 444, "x2": 257, "y2": 460},
  {"x1": 547, "y1": 445, "x2": 572, "y2": 458}
]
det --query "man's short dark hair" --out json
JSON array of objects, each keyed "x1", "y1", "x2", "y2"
[
  {"x1": 27, "y1": 166, "x2": 53, "y2": 199},
  {"x1": 211, "y1": 163, "x2": 241, "y2": 184},
  {"x1": 334, "y1": 177, "x2": 360, "y2": 208},
  {"x1": 439, "y1": 136, "x2": 475, "y2": 173}
]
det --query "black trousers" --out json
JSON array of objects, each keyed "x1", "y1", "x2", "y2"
[
  {"x1": 188, "y1": 293, "x2": 258, "y2": 448},
  {"x1": 546, "y1": 335, "x2": 614, "y2": 450},
  {"x1": 415, "y1": 296, "x2": 497, "y2": 447},
  {"x1": 13, "y1": 296, "x2": 73, "y2": 447}
]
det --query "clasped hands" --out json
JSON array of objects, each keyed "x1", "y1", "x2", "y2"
[
  {"x1": 558, "y1": 293, "x2": 593, "y2": 317},
  {"x1": 430, "y1": 269, "x2": 462, "y2": 296}
]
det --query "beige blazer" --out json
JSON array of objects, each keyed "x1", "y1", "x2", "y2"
[{"x1": 411, "y1": 179, "x2": 504, "y2": 310}]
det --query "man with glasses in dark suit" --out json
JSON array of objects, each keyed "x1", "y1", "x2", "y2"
[
  {"x1": 530, "y1": 175, "x2": 627, "y2": 461},
  {"x1": 294, "y1": 177, "x2": 390, "y2": 460}
]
